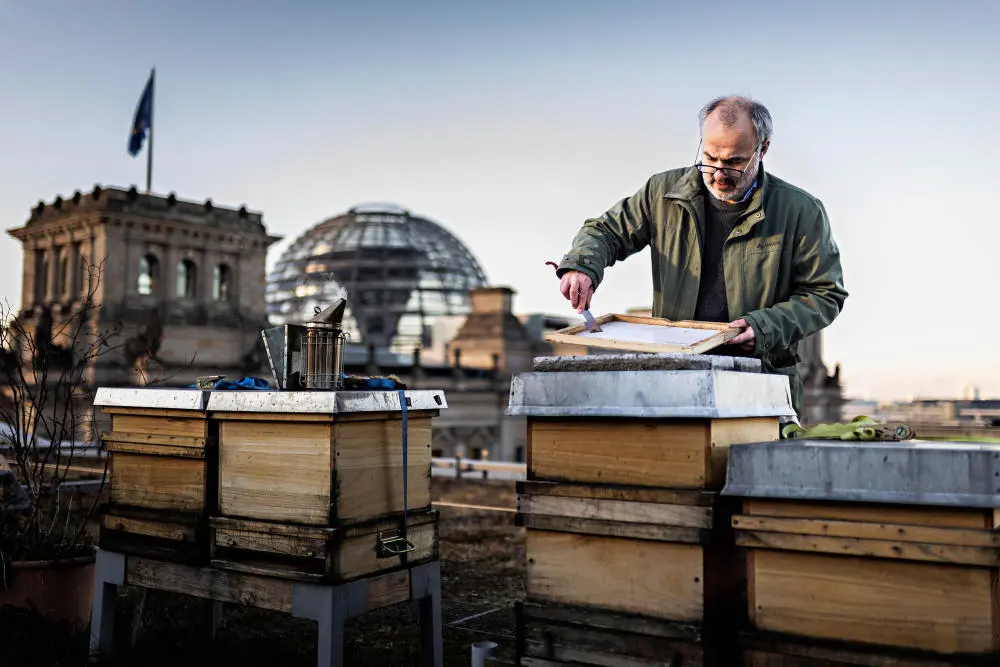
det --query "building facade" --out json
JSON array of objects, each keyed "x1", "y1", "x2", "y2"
[{"x1": 6, "y1": 185, "x2": 278, "y2": 436}]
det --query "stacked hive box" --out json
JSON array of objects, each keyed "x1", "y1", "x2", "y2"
[
  {"x1": 723, "y1": 439, "x2": 1000, "y2": 666},
  {"x1": 96, "y1": 389, "x2": 216, "y2": 564},
  {"x1": 94, "y1": 388, "x2": 448, "y2": 585},
  {"x1": 508, "y1": 353, "x2": 796, "y2": 667},
  {"x1": 206, "y1": 390, "x2": 444, "y2": 583}
]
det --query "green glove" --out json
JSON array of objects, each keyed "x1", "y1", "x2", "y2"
[{"x1": 781, "y1": 416, "x2": 912, "y2": 441}]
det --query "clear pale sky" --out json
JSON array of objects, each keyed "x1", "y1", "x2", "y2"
[{"x1": 1, "y1": 1, "x2": 997, "y2": 402}]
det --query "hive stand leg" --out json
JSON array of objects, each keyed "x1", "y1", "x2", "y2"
[
  {"x1": 128, "y1": 589, "x2": 148, "y2": 648},
  {"x1": 292, "y1": 583, "x2": 349, "y2": 667},
  {"x1": 88, "y1": 550, "x2": 126, "y2": 661},
  {"x1": 412, "y1": 561, "x2": 443, "y2": 667},
  {"x1": 211, "y1": 600, "x2": 225, "y2": 639}
]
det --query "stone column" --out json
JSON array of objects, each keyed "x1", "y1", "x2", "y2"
[{"x1": 21, "y1": 239, "x2": 37, "y2": 309}]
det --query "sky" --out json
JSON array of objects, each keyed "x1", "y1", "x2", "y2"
[{"x1": 0, "y1": 0, "x2": 997, "y2": 402}]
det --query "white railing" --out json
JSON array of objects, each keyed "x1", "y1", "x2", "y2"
[{"x1": 431, "y1": 457, "x2": 526, "y2": 481}]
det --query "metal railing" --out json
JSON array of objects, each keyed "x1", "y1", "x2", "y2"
[{"x1": 431, "y1": 457, "x2": 526, "y2": 481}]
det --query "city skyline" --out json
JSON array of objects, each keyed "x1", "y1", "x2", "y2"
[{"x1": 1, "y1": 1, "x2": 997, "y2": 402}]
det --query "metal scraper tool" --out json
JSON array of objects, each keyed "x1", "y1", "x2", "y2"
[
  {"x1": 545, "y1": 260, "x2": 602, "y2": 332},
  {"x1": 581, "y1": 309, "x2": 602, "y2": 333}
]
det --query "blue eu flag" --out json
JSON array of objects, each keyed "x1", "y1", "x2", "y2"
[{"x1": 128, "y1": 70, "x2": 154, "y2": 157}]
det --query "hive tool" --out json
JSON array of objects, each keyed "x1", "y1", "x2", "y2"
[{"x1": 545, "y1": 261, "x2": 602, "y2": 333}]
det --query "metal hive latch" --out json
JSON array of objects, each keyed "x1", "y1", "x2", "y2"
[{"x1": 376, "y1": 528, "x2": 415, "y2": 558}]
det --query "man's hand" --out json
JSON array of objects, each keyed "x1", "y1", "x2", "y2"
[
  {"x1": 728, "y1": 318, "x2": 756, "y2": 352},
  {"x1": 559, "y1": 270, "x2": 594, "y2": 313}
]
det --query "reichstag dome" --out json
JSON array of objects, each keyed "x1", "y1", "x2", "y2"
[{"x1": 266, "y1": 204, "x2": 488, "y2": 353}]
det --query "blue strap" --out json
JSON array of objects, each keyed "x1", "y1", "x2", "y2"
[{"x1": 397, "y1": 389, "x2": 408, "y2": 537}]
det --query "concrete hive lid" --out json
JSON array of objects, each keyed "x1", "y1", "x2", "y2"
[
  {"x1": 721, "y1": 439, "x2": 1000, "y2": 508},
  {"x1": 506, "y1": 369, "x2": 794, "y2": 419},
  {"x1": 94, "y1": 387, "x2": 210, "y2": 410}
]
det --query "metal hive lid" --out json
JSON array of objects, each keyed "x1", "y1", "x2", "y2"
[{"x1": 721, "y1": 439, "x2": 1000, "y2": 508}]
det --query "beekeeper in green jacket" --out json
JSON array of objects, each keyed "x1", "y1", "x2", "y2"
[{"x1": 556, "y1": 95, "x2": 848, "y2": 419}]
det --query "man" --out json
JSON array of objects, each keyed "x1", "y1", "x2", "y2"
[{"x1": 555, "y1": 95, "x2": 847, "y2": 419}]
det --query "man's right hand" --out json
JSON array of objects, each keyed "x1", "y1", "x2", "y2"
[{"x1": 559, "y1": 270, "x2": 594, "y2": 313}]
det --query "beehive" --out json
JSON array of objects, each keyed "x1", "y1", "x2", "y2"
[
  {"x1": 205, "y1": 389, "x2": 447, "y2": 580},
  {"x1": 724, "y1": 439, "x2": 1000, "y2": 661},
  {"x1": 509, "y1": 354, "x2": 794, "y2": 667},
  {"x1": 95, "y1": 388, "x2": 215, "y2": 563}
]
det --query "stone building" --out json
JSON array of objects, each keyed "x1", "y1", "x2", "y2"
[
  {"x1": 6, "y1": 185, "x2": 278, "y2": 436},
  {"x1": 266, "y1": 204, "x2": 487, "y2": 352},
  {"x1": 796, "y1": 332, "x2": 845, "y2": 425}
]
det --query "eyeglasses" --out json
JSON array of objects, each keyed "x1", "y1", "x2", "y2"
[{"x1": 694, "y1": 141, "x2": 762, "y2": 179}]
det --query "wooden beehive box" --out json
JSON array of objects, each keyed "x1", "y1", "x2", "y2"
[
  {"x1": 518, "y1": 481, "x2": 746, "y2": 628},
  {"x1": 94, "y1": 388, "x2": 215, "y2": 563},
  {"x1": 206, "y1": 390, "x2": 446, "y2": 527},
  {"x1": 509, "y1": 354, "x2": 793, "y2": 490},
  {"x1": 528, "y1": 417, "x2": 778, "y2": 490},
  {"x1": 209, "y1": 510, "x2": 439, "y2": 583},
  {"x1": 518, "y1": 600, "x2": 707, "y2": 667},
  {"x1": 735, "y1": 498, "x2": 1000, "y2": 656},
  {"x1": 724, "y1": 439, "x2": 1000, "y2": 660}
]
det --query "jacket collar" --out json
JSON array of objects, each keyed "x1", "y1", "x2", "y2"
[
  {"x1": 665, "y1": 165, "x2": 769, "y2": 212},
  {"x1": 664, "y1": 166, "x2": 769, "y2": 232}
]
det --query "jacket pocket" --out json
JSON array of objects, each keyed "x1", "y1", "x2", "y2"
[
  {"x1": 746, "y1": 236, "x2": 783, "y2": 256},
  {"x1": 740, "y1": 238, "x2": 783, "y2": 307}
]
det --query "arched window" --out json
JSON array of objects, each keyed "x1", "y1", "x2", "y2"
[
  {"x1": 212, "y1": 264, "x2": 231, "y2": 301},
  {"x1": 176, "y1": 259, "x2": 197, "y2": 298},
  {"x1": 138, "y1": 254, "x2": 160, "y2": 296}
]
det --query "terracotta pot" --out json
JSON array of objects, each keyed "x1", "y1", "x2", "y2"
[{"x1": 0, "y1": 549, "x2": 95, "y2": 630}]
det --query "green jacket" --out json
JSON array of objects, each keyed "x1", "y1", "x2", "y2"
[{"x1": 556, "y1": 166, "x2": 848, "y2": 418}]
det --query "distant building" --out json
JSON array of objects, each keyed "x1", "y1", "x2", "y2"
[
  {"x1": 796, "y1": 333, "x2": 844, "y2": 425},
  {"x1": 266, "y1": 204, "x2": 487, "y2": 353},
  {"x1": 876, "y1": 399, "x2": 1000, "y2": 428},
  {"x1": 6, "y1": 185, "x2": 278, "y2": 437}
]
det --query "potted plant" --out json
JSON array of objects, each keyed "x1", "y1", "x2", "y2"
[{"x1": 0, "y1": 260, "x2": 120, "y2": 630}]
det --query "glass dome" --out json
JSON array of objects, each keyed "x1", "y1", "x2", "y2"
[{"x1": 266, "y1": 204, "x2": 488, "y2": 353}]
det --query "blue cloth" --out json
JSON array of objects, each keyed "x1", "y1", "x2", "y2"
[
  {"x1": 188, "y1": 376, "x2": 271, "y2": 390},
  {"x1": 360, "y1": 378, "x2": 402, "y2": 389},
  {"x1": 128, "y1": 70, "x2": 154, "y2": 157}
]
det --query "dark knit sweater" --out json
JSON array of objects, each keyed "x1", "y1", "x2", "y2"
[{"x1": 693, "y1": 192, "x2": 752, "y2": 323}]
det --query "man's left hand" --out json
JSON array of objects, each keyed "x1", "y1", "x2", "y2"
[{"x1": 728, "y1": 318, "x2": 755, "y2": 352}]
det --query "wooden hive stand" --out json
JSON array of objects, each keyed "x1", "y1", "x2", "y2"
[
  {"x1": 508, "y1": 353, "x2": 795, "y2": 667},
  {"x1": 723, "y1": 439, "x2": 1000, "y2": 666},
  {"x1": 88, "y1": 548, "x2": 443, "y2": 667},
  {"x1": 94, "y1": 389, "x2": 217, "y2": 564}
]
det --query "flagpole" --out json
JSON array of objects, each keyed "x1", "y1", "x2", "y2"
[{"x1": 146, "y1": 68, "x2": 155, "y2": 194}]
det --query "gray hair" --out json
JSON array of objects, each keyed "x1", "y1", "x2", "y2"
[{"x1": 698, "y1": 95, "x2": 773, "y2": 147}]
